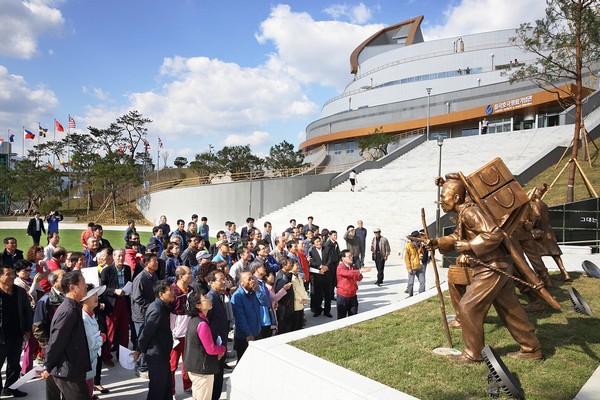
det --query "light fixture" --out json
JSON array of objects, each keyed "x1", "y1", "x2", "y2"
[
  {"x1": 482, "y1": 345, "x2": 524, "y2": 399},
  {"x1": 582, "y1": 260, "x2": 600, "y2": 278},
  {"x1": 568, "y1": 287, "x2": 593, "y2": 316}
]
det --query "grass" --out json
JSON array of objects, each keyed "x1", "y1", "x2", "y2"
[
  {"x1": 526, "y1": 136, "x2": 600, "y2": 207},
  {"x1": 292, "y1": 272, "x2": 600, "y2": 400},
  {"x1": 0, "y1": 229, "x2": 152, "y2": 252}
]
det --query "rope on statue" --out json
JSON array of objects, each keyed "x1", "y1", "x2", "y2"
[{"x1": 462, "y1": 255, "x2": 543, "y2": 290}]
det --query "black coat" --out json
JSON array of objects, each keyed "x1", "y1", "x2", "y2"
[
  {"x1": 207, "y1": 288, "x2": 228, "y2": 344},
  {"x1": 44, "y1": 298, "x2": 91, "y2": 378},
  {"x1": 0, "y1": 285, "x2": 33, "y2": 345},
  {"x1": 137, "y1": 298, "x2": 173, "y2": 363},
  {"x1": 26, "y1": 217, "x2": 46, "y2": 237},
  {"x1": 100, "y1": 264, "x2": 132, "y2": 308},
  {"x1": 0, "y1": 249, "x2": 23, "y2": 269}
]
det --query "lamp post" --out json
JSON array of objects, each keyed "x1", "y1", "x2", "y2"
[
  {"x1": 426, "y1": 88, "x2": 432, "y2": 141},
  {"x1": 436, "y1": 135, "x2": 444, "y2": 238},
  {"x1": 490, "y1": 53, "x2": 495, "y2": 71}
]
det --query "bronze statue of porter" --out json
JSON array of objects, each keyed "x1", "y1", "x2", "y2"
[{"x1": 426, "y1": 175, "x2": 542, "y2": 362}]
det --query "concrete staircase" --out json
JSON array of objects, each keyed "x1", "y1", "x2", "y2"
[{"x1": 257, "y1": 107, "x2": 600, "y2": 264}]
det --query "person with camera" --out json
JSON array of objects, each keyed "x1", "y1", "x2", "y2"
[{"x1": 45, "y1": 211, "x2": 63, "y2": 235}]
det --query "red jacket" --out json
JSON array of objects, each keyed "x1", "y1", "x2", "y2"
[
  {"x1": 298, "y1": 251, "x2": 310, "y2": 283},
  {"x1": 336, "y1": 262, "x2": 363, "y2": 297}
]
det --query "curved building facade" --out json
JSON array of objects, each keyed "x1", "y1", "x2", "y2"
[{"x1": 301, "y1": 16, "x2": 589, "y2": 161}]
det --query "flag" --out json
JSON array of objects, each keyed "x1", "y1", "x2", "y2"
[
  {"x1": 47, "y1": 162, "x2": 53, "y2": 171},
  {"x1": 55, "y1": 119, "x2": 64, "y2": 132},
  {"x1": 9, "y1": 134, "x2": 14, "y2": 143},
  {"x1": 24, "y1": 129, "x2": 35, "y2": 139},
  {"x1": 0, "y1": 138, "x2": 4, "y2": 145},
  {"x1": 117, "y1": 145, "x2": 125, "y2": 153},
  {"x1": 39, "y1": 124, "x2": 48, "y2": 137},
  {"x1": 158, "y1": 136, "x2": 163, "y2": 149},
  {"x1": 69, "y1": 117, "x2": 76, "y2": 128},
  {"x1": 60, "y1": 158, "x2": 67, "y2": 167}
]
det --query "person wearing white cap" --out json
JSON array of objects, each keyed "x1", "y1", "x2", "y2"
[{"x1": 81, "y1": 284, "x2": 107, "y2": 398}]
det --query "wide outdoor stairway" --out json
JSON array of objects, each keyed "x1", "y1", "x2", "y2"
[{"x1": 258, "y1": 109, "x2": 600, "y2": 264}]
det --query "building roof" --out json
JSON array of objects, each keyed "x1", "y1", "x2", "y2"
[{"x1": 349, "y1": 16, "x2": 424, "y2": 74}]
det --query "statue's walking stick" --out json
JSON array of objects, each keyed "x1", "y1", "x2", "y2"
[{"x1": 421, "y1": 208, "x2": 453, "y2": 349}]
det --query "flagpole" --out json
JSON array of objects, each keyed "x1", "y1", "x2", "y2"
[
  {"x1": 156, "y1": 138, "x2": 160, "y2": 183},
  {"x1": 37, "y1": 122, "x2": 40, "y2": 146},
  {"x1": 67, "y1": 115, "x2": 71, "y2": 209},
  {"x1": 52, "y1": 119, "x2": 56, "y2": 168},
  {"x1": 21, "y1": 126, "x2": 24, "y2": 158}
]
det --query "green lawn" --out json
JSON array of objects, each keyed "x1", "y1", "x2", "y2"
[
  {"x1": 292, "y1": 272, "x2": 600, "y2": 400},
  {"x1": 0, "y1": 229, "x2": 152, "y2": 253}
]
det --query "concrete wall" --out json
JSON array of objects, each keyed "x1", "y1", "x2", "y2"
[
  {"x1": 330, "y1": 134, "x2": 426, "y2": 187},
  {"x1": 137, "y1": 174, "x2": 335, "y2": 227}
]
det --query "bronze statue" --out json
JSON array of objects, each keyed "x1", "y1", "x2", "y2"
[
  {"x1": 427, "y1": 176, "x2": 542, "y2": 362},
  {"x1": 530, "y1": 184, "x2": 571, "y2": 281}
]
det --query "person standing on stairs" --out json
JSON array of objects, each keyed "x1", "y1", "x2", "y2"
[{"x1": 349, "y1": 170, "x2": 357, "y2": 192}]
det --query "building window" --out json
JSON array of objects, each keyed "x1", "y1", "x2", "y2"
[
  {"x1": 346, "y1": 140, "x2": 355, "y2": 153},
  {"x1": 334, "y1": 143, "x2": 342, "y2": 155}
]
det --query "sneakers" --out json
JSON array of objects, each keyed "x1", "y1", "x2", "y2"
[{"x1": 1, "y1": 388, "x2": 28, "y2": 397}]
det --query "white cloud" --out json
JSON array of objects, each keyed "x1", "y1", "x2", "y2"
[
  {"x1": 0, "y1": 0, "x2": 65, "y2": 59},
  {"x1": 255, "y1": 4, "x2": 384, "y2": 89},
  {"x1": 323, "y1": 3, "x2": 373, "y2": 24},
  {"x1": 82, "y1": 86, "x2": 110, "y2": 101},
  {"x1": 84, "y1": 54, "x2": 317, "y2": 148},
  {"x1": 424, "y1": 0, "x2": 546, "y2": 39},
  {"x1": 221, "y1": 131, "x2": 272, "y2": 147},
  {"x1": 0, "y1": 65, "x2": 58, "y2": 128}
]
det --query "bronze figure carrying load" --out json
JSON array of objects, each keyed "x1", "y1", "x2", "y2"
[{"x1": 425, "y1": 158, "x2": 559, "y2": 363}]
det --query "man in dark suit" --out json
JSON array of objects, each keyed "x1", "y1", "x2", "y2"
[
  {"x1": 240, "y1": 217, "x2": 255, "y2": 238},
  {"x1": 206, "y1": 270, "x2": 229, "y2": 400},
  {"x1": 309, "y1": 237, "x2": 332, "y2": 318},
  {"x1": 26, "y1": 211, "x2": 46, "y2": 246},
  {"x1": 100, "y1": 249, "x2": 132, "y2": 365},
  {"x1": 324, "y1": 230, "x2": 341, "y2": 300}
]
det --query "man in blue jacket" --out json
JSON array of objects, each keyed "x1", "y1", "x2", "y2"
[{"x1": 230, "y1": 271, "x2": 265, "y2": 361}]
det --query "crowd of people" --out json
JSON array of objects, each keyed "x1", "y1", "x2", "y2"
[{"x1": 0, "y1": 215, "x2": 385, "y2": 400}]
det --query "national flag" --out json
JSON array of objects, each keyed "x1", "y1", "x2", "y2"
[
  {"x1": 68, "y1": 117, "x2": 76, "y2": 128},
  {"x1": 47, "y1": 162, "x2": 53, "y2": 171},
  {"x1": 158, "y1": 136, "x2": 163, "y2": 149},
  {"x1": 39, "y1": 124, "x2": 48, "y2": 137},
  {"x1": 60, "y1": 159, "x2": 67, "y2": 167},
  {"x1": 117, "y1": 145, "x2": 125, "y2": 153},
  {"x1": 9, "y1": 134, "x2": 14, "y2": 143},
  {"x1": 24, "y1": 129, "x2": 35, "y2": 139},
  {"x1": 0, "y1": 138, "x2": 4, "y2": 145},
  {"x1": 55, "y1": 119, "x2": 64, "y2": 132}
]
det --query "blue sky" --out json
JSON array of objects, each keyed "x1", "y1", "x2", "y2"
[{"x1": 0, "y1": 0, "x2": 545, "y2": 164}]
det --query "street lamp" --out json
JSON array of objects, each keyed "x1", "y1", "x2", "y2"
[
  {"x1": 426, "y1": 88, "x2": 432, "y2": 141},
  {"x1": 490, "y1": 53, "x2": 495, "y2": 71},
  {"x1": 436, "y1": 135, "x2": 444, "y2": 238}
]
